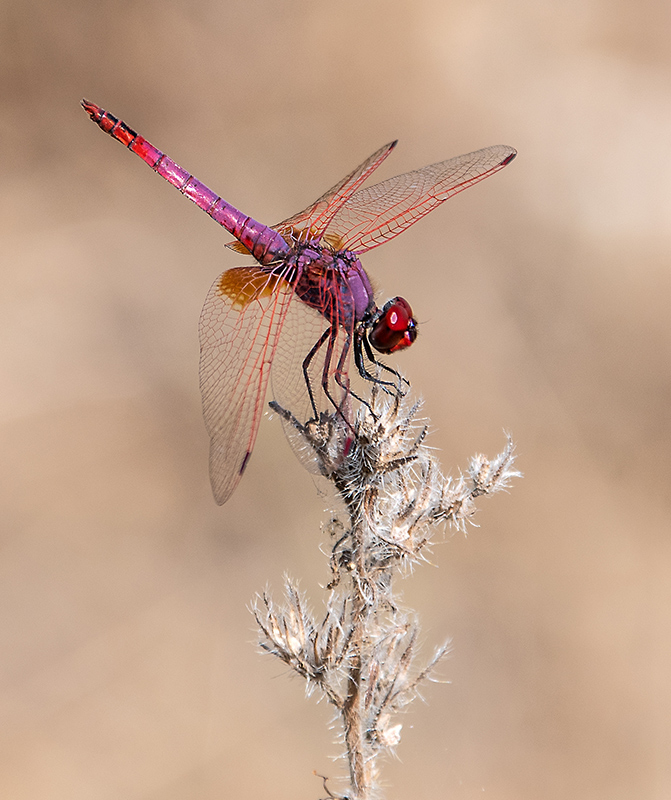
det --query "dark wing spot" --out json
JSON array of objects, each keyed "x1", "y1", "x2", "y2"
[{"x1": 239, "y1": 450, "x2": 252, "y2": 475}]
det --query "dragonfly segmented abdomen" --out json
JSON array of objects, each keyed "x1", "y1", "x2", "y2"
[{"x1": 81, "y1": 100, "x2": 290, "y2": 265}]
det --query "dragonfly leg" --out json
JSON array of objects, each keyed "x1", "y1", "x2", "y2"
[
  {"x1": 317, "y1": 324, "x2": 372, "y2": 420},
  {"x1": 331, "y1": 328, "x2": 375, "y2": 417},
  {"x1": 301, "y1": 323, "x2": 374, "y2": 424},
  {"x1": 302, "y1": 326, "x2": 333, "y2": 419},
  {"x1": 354, "y1": 328, "x2": 410, "y2": 396}
]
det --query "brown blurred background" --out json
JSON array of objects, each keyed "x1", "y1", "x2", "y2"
[{"x1": 1, "y1": 0, "x2": 670, "y2": 798}]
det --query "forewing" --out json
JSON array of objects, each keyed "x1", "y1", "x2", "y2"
[
  {"x1": 199, "y1": 265, "x2": 295, "y2": 504},
  {"x1": 225, "y1": 141, "x2": 397, "y2": 254},
  {"x1": 325, "y1": 145, "x2": 516, "y2": 254}
]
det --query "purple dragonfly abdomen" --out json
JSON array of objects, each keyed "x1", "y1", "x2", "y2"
[{"x1": 81, "y1": 101, "x2": 290, "y2": 265}]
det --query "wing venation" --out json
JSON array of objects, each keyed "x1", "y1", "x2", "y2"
[
  {"x1": 326, "y1": 145, "x2": 516, "y2": 253},
  {"x1": 199, "y1": 265, "x2": 294, "y2": 504}
]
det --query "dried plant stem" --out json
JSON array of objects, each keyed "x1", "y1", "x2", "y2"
[
  {"x1": 255, "y1": 388, "x2": 520, "y2": 799},
  {"x1": 338, "y1": 454, "x2": 393, "y2": 797},
  {"x1": 343, "y1": 628, "x2": 367, "y2": 796},
  {"x1": 341, "y1": 530, "x2": 375, "y2": 797}
]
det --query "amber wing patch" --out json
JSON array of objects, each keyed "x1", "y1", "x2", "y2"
[
  {"x1": 218, "y1": 267, "x2": 291, "y2": 310},
  {"x1": 226, "y1": 240, "x2": 252, "y2": 255},
  {"x1": 227, "y1": 226, "x2": 345, "y2": 254}
]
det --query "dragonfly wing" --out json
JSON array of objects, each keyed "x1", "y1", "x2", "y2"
[
  {"x1": 199, "y1": 264, "x2": 295, "y2": 504},
  {"x1": 227, "y1": 141, "x2": 397, "y2": 255},
  {"x1": 325, "y1": 145, "x2": 516, "y2": 254}
]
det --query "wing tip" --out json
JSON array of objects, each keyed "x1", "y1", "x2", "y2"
[
  {"x1": 209, "y1": 447, "x2": 254, "y2": 505},
  {"x1": 211, "y1": 477, "x2": 236, "y2": 506}
]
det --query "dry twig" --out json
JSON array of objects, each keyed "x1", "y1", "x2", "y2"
[{"x1": 254, "y1": 387, "x2": 520, "y2": 799}]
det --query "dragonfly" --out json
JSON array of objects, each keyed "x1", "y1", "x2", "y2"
[{"x1": 82, "y1": 100, "x2": 516, "y2": 504}]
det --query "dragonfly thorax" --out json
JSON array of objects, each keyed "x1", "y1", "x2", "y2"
[{"x1": 290, "y1": 244, "x2": 375, "y2": 325}]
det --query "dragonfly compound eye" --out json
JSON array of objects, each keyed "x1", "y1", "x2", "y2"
[{"x1": 369, "y1": 297, "x2": 418, "y2": 354}]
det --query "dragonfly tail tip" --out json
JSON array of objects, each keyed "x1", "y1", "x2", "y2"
[{"x1": 81, "y1": 99, "x2": 101, "y2": 119}]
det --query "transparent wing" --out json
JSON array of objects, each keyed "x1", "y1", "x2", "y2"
[
  {"x1": 324, "y1": 145, "x2": 516, "y2": 254},
  {"x1": 227, "y1": 141, "x2": 396, "y2": 255},
  {"x1": 199, "y1": 265, "x2": 295, "y2": 504}
]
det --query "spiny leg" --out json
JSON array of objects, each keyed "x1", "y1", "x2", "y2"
[
  {"x1": 316, "y1": 322, "x2": 366, "y2": 422},
  {"x1": 301, "y1": 322, "x2": 373, "y2": 425},
  {"x1": 354, "y1": 328, "x2": 410, "y2": 395},
  {"x1": 302, "y1": 326, "x2": 333, "y2": 419},
  {"x1": 302, "y1": 324, "x2": 377, "y2": 426},
  {"x1": 302, "y1": 323, "x2": 364, "y2": 424},
  {"x1": 362, "y1": 333, "x2": 410, "y2": 393},
  {"x1": 330, "y1": 328, "x2": 375, "y2": 416}
]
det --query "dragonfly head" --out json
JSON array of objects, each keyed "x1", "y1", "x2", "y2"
[{"x1": 368, "y1": 297, "x2": 418, "y2": 354}]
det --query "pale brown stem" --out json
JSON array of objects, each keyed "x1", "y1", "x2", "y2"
[
  {"x1": 343, "y1": 642, "x2": 366, "y2": 798},
  {"x1": 339, "y1": 495, "x2": 374, "y2": 800}
]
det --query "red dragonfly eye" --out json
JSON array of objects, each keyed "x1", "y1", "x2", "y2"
[{"x1": 369, "y1": 297, "x2": 418, "y2": 354}]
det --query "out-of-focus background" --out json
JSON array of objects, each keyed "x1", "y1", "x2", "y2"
[{"x1": 2, "y1": 1, "x2": 670, "y2": 798}]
